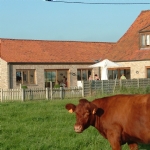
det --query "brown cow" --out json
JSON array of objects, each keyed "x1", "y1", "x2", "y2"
[{"x1": 65, "y1": 94, "x2": 150, "y2": 150}]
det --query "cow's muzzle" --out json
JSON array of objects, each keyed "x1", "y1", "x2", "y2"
[{"x1": 74, "y1": 125, "x2": 83, "y2": 133}]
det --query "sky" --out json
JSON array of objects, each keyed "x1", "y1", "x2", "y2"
[{"x1": 0, "y1": 0, "x2": 150, "y2": 42}]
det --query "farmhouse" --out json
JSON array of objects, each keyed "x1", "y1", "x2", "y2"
[{"x1": 0, "y1": 10, "x2": 150, "y2": 89}]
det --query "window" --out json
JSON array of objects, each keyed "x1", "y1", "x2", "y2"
[
  {"x1": 77, "y1": 69, "x2": 92, "y2": 81},
  {"x1": 147, "y1": 68, "x2": 150, "y2": 78},
  {"x1": 139, "y1": 25, "x2": 150, "y2": 49},
  {"x1": 141, "y1": 33, "x2": 150, "y2": 48},
  {"x1": 45, "y1": 70, "x2": 56, "y2": 87},
  {"x1": 45, "y1": 70, "x2": 56, "y2": 82},
  {"x1": 108, "y1": 68, "x2": 130, "y2": 80},
  {"x1": 44, "y1": 69, "x2": 69, "y2": 87},
  {"x1": 16, "y1": 70, "x2": 35, "y2": 85}
]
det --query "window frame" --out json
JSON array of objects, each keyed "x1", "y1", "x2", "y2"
[
  {"x1": 44, "y1": 69, "x2": 69, "y2": 87},
  {"x1": 16, "y1": 69, "x2": 36, "y2": 85},
  {"x1": 77, "y1": 69, "x2": 92, "y2": 81},
  {"x1": 146, "y1": 67, "x2": 150, "y2": 78},
  {"x1": 140, "y1": 32, "x2": 150, "y2": 49},
  {"x1": 108, "y1": 68, "x2": 130, "y2": 80}
]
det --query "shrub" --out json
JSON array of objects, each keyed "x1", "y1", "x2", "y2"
[
  {"x1": 145, "y1": 86, "x2": 150, "y2": 94},
  {"x1": 54, "y1": 84, "x2": 60, "y2": 88},
  {"x1": 21, "y1": 85, "x2": 28, "y2": 89}
]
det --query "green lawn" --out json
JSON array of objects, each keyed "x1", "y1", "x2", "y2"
[{"x1": 0, "y1": 99, "x2": 150, "y2": 150}]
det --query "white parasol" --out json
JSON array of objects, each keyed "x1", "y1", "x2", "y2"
[{"x1": 89, "y1": 59, "x2": 120, "y2": 80}]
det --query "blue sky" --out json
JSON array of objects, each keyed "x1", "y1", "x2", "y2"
[{"x1": 0, "y1": 0, "x2": 150, "y2": 42}]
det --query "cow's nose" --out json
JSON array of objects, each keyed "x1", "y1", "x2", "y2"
[{"x1": 74, "y1": 125, "x2": 82, "y2": 133}]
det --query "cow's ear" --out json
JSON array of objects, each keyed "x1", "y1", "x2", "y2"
[
  {"x1": 92, "y1": 108, "x2": 97, "y2": 114},
  {"x1": 65, "y1": 103, "x2": 76, "y2": 113}
]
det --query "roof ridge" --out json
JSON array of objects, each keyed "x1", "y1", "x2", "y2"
[
  {"x1": 0, "y1": 38, "x2": 115, "y2": 44},
  {"x1": 141, "y1": 9, "x2": 150, "y2": 13}
]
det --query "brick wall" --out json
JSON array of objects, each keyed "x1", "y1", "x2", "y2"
[
  {"x1": 0, "y1": 59, "x2": 9, "y2": 89},
  {"x1": 11, "y1": 63, "x2": 91, "y2": 89},
  {"x1": 119, "y1": 60, "x2": 150, "y2": 79},
  {"x1": 1, "y1": 60, "x2": 150, "y2": 89}
]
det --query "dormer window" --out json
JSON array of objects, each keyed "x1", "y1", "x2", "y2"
[
  {"x1": 139, "y1": 25, "x2": 150, "y2": 49},
  {"x1": 140, "y1": 33, "x2": 150, "y2": 48}
]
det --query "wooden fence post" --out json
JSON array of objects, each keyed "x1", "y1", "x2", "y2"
[
  {"x1": 82, "y1": 81, "x2": 84, "y2": 97},
  {"x1": 120, "y1": 79, "x2": 122, "y2": 88},
  {"x1": 60, "y1": 86, "x2": 63, "y2": 99},
  {"x1": 137, "y1": 78, "x2": 139, "y2": 88},
  {"x1": 20, "y1": 84, "x2": 22, "y2": 89},
  {"x1": 46, "y1": 87, "x2": 49, "y2": 100},
  {"x1": 50, "y1": 81, "x2": 52, "y2": 100},
  {"x1": 21, "y1": 89, "x2": 25, "y2": 102},
  {"x1": 113, "y1": 79, "x2": 117, "y2": 94},
  {"x1": 101, "y1": 80, "x2": 104, "y2": 94},
  {"x1": 1, "y1": 89, "x2": 3, "y2": 102},
  {"x1": 89, "y1": 81, "x2": 92, "y2": 96}
]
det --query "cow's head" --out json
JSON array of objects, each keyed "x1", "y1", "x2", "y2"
[{"x1": 65, "y1": 99, "x2": 98, "y2": 133}]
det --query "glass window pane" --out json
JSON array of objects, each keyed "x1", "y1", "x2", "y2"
[
  {"x1": 88, "y1": 70, "x2": 91, "y2": 77},
  {"x1": 45, "y1": 70, "x2": 56, "y2": 88},
  {"x1": 47, "y1": 72, "x2": 51, "y2": 81},
  {"x1": 45, "y1": 71, "x2": 56, "y2": 82},
  {"x1": 141, "y1": 35, "x2": 145, "y2": 47},
  {"x1": 125, "y1": 69, "x2": 130, "y2": 79},
  {"x1": 16, "y1": 71, "x2": 22, "y2": 84},
  {"x1": 147, "y1": 69, "x2": 150, "y2": 78},
  {"x1": 51, "y1": 72, "x2": 56, "y2": 82},
  {"x1": 108, "y1": 70, "x2": 113, "y2": 79},
  {"x1": 29, "y1": 70, "x2": 35, "y2": 84},
  {"x1": 23, "y1": 70, "x2": 28, "y2": 84},
  {"x1": 77, "y1": 70, "x2": 81, "y2": 80},
  {"x1": 113, "y1": 70, "x2": 118, "y2": 79},
  {"x1": 146, "y1": 35, "x2": 150, "y2": 45},
  {"x1": 82, "y1": 70, "x2": 87, "y2": 80},
  {"x1": 120, "y1": 70, "x2": 124, "y2": 75}
]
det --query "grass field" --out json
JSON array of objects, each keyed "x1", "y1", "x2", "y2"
[{"x1": 1, "y1": 98, "x2": 150, "y2": 150}]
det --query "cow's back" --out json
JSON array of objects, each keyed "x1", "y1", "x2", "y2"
[{"x1": 92, "y1": 94, "x2": 150, "y2": 143}]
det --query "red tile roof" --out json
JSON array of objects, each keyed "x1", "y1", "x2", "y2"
[
  {"x1": 139, "y1": 25, "x2": 150, "y2": 32},
  {"x1": 104, "y1": 10, "x2": 150, "y2": 61},
  {"x1": 0, "y1": 10, "x2": 150, "y2": 63},
  {"x1": 0, "y1": 39, "x2": 114, "y2": 63}
]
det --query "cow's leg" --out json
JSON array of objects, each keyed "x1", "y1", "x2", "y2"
[
  {"x1": 128, "y1": 143, "x2": 138, "y2": 150},
  {"x1": 106, "y1": 130, "x2": 122, "y2": 150}
]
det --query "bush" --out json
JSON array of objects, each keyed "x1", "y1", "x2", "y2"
[
  {"x1": 119, "y1": 86, "x2": 150, "y2": 95},
  {"x1": 54, "y1": 84, "x2": 60, "y2": 88},
  {"x1": 145, "y1": 86, "x2": 150, "y2": 94},
  {"x1": 21, "y1": 85, "x2": 28, "y2": 89}
]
